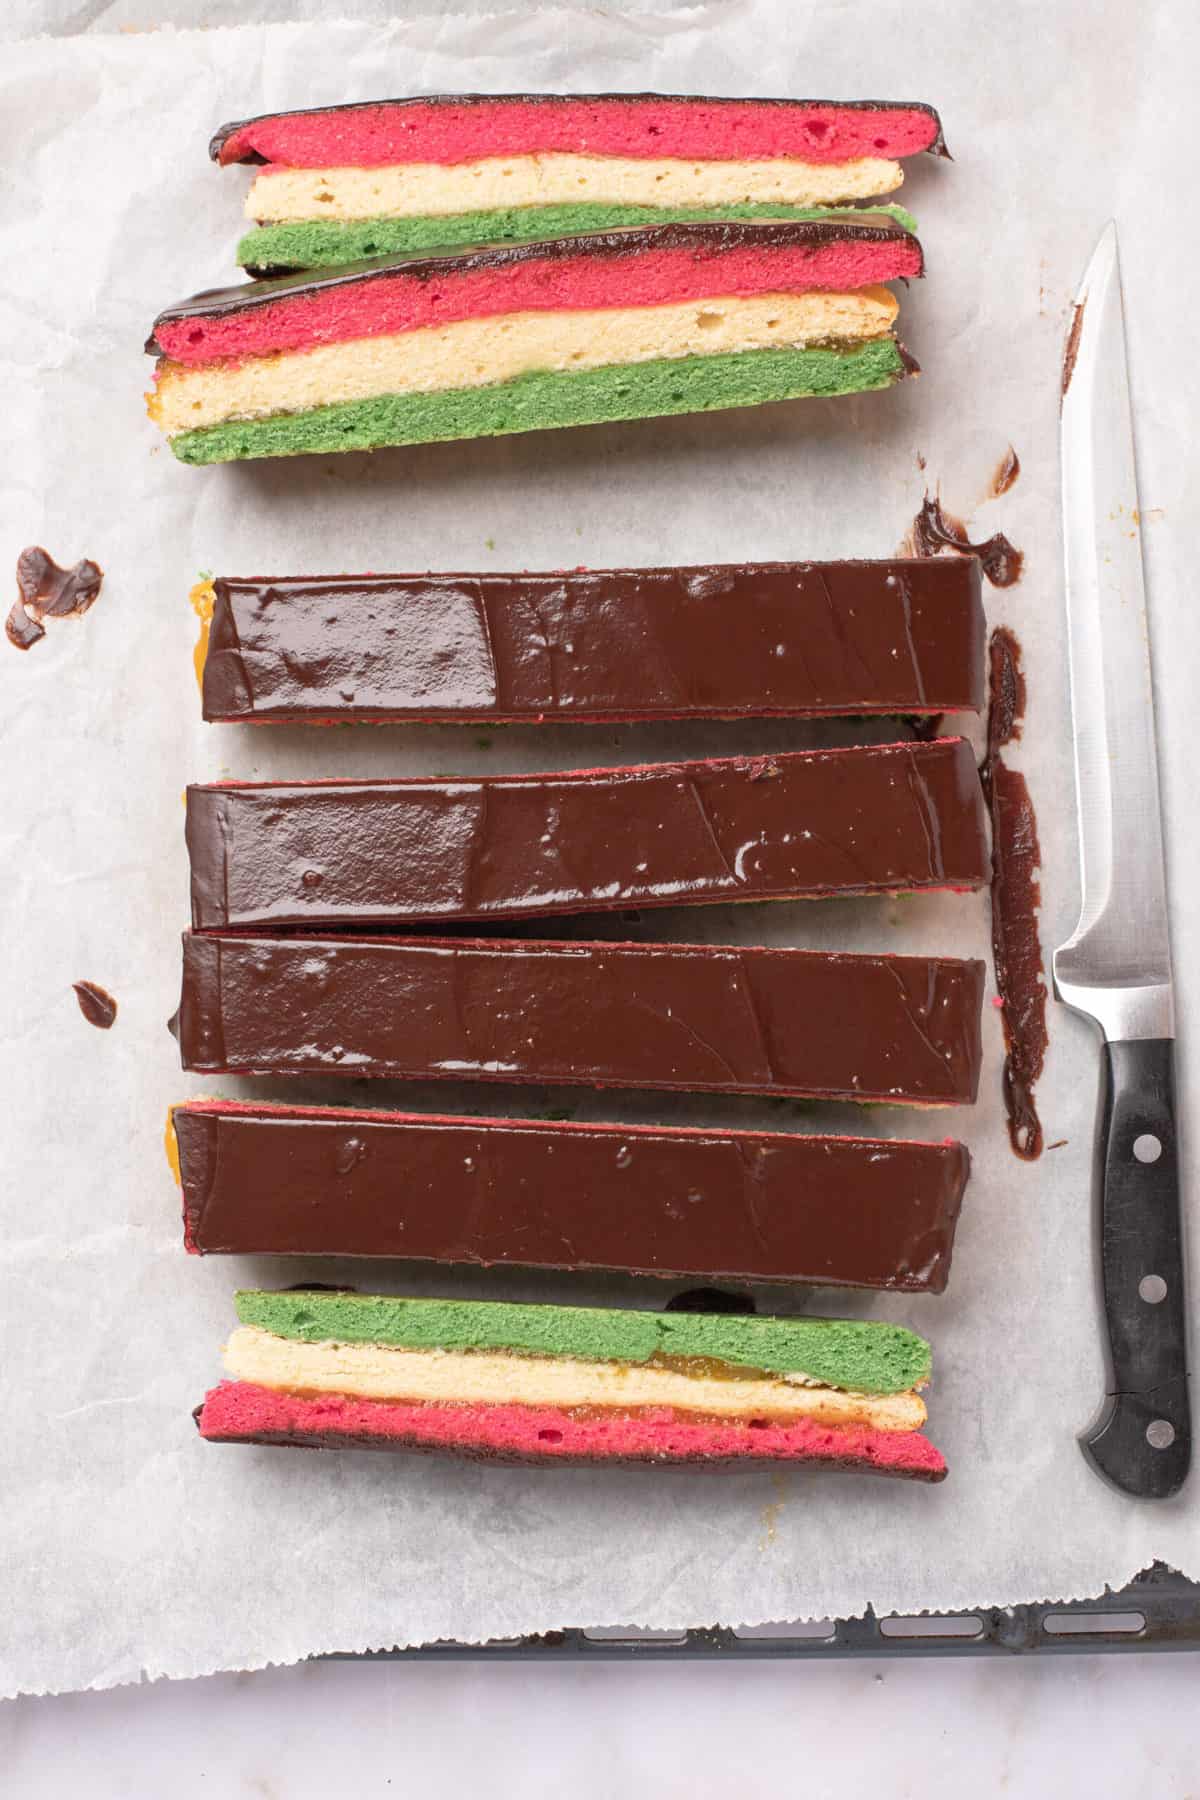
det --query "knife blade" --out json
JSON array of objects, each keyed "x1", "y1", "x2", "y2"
[{"x1": 1055, "y1": 221, "x2": 1190, "y2": 1499}]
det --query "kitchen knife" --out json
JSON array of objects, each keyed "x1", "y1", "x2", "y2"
[{"x1": 1055, "y1": 221, "x2": 1190, "y2": 1499}]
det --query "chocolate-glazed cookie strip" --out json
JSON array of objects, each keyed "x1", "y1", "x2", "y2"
[
  {"x1": 171, "y1": 1099, "x2": 969, "y2": 1291},
  {"x1": 186, "y1": 741, "x2": 989, "y2": 931},
  {"x1": 198, "y1": 559, "x2": 985, "y2": 725},
  {"x1": 171, "y1": 934, "x2": 985, "y2": 1104}
]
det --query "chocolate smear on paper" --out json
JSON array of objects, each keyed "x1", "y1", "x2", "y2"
[
  {"x1": 7, "y1": 548, "x2": 103, "y2": 651},
  {"x1": 980, "y1": 627, "x2": 1048, "y2": 1159},
  {"x1": 908, "y1": 493, "x2": 1024, "y2": 588}
]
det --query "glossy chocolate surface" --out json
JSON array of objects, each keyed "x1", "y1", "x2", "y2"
[
  {"x1": 146, "y1": 215, "x2": 918, "y2": 350},
  {"x1": 187, "y1": 741, "x2": 989, "y2": 931},
  {"x1": 172, "y1": 933, "x2": 985, "y2": 1103},
  {"x1": 173, "y1": 1100, "x2": 968, "y2": 1290},
  {"x1": 210, "y1": 94, "x2": 948, "y2": 164},
  {"x1": 201, "y1": 559, "x2": 986, "y2": 725}
]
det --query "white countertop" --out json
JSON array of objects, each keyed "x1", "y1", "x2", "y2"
[{"x1": 5, "y1": 1647, "x2": 1200, "y2": 1797}]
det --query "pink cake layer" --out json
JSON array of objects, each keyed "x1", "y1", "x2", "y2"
[
  {"x1": 215, "y1": 97, "x2": 944, "y2": 169},
  {"x1": 154, "y1": 236, "x2": 922, "y2": 366},
  {"x1": 197, "y1": 1382, "x2": 948, "y2": 1480}
]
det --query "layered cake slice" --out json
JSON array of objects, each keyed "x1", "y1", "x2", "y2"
[
  {"x1": 212, "y1": 93, "x2": 943, "y2": 272},
  {"x1": 170, "y1": 1100, "x2": 970, "y2": 1291},
  {"x1": 146, "y1": 217, "x2": 922, "y2": 463},
  {"x1": 196, "y1": 557, "x2": 986, "y2": 725},
  {"x1": 196, "y1": 1288, "x2": 948, "y2": 1478},
  {"x1": 171, "y1": 934, "x2": 985, "y2": 1103},
  {"x1": 185, "y1": 740, "x2": 990, "y2": 931}
]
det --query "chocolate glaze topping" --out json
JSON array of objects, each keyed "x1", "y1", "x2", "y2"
[
  {"x1": 172, "y1": 1100, "x2": 968, "y2": 1291},
  {"x1": 210, "y1": 94, "x2": 949, "y2": 165},
  {"x1": 909, "y1": 495, "x2": 1023, "y2": 589},
  {"x1": 146, "y1": 215, "x2": 919, "y2": 352},
  {"x1": 201, "y1": 559, "x2": 986, "y2": 725},
  {"x1": 172, "y1": 933, "x2": 985, "y2": 1103},
  {"x1": 980, "y1": 628, "x2": 1047, "y2": 1158},
  {"x1": 72, "y1": 981, "x2": 118, "y2": 1030},
  {"x1": 186, "y1": 740, "x2": 990, "y2": 931},
  {"x1": 7, "y1": 548, "x2": 103, "y2": 652}
]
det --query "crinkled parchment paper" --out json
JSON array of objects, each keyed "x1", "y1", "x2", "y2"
[{"x1": 2, "y1": 0, "x2": 1198, "y2": 1697}]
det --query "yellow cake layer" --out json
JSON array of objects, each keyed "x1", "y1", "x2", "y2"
[
  {"x1": 150, "y1": 287, "x2": 898, "y2": 435},
  {"x1": 246, "y1": 152, "x2": 905, "y2": 223},
  {"x1": 223, "y1": 1327, "x2": 926, "y2": 1431}
]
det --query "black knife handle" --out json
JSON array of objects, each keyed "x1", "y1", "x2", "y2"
[{"x1": 1082, "y1": 1038, "x2": 1191, "y2": 1498}]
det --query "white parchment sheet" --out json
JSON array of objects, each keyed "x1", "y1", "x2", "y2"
[{"x1": 3, "y1": 1, "x2": 1199, "y2": 1697}]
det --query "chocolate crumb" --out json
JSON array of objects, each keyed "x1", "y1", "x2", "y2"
[
  {"x1": 9, "y1": 547, "x2": 103, "y2": 651},
  {"x1": 896, "y1": 342, "x2": 922, "y2": 379},
  {"x1": 1061, "y1": 300, "x2": 1086, "y2": 403},
  {"x1": 73, "y1": 981, "x2": 118, "y2": 1030}
]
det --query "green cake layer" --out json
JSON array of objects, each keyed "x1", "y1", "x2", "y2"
[
  {"x1": 238, "y1": 201, "x2": 919, "y2": 272},
  {"x1": 235, "y1": 1290, "x2": 932, "y2": 1394},
  {"x1": 170, "y1": 339, "x2": 909, "y2": 464}
]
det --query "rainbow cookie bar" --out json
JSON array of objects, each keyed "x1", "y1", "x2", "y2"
[
  {"x1": 212, "y1": 93, "x2": 943, "y2": 272},
  {"x1": 196, "y1": 558, "x2": 987, "y2": 725},
  {"x1": 169, "y1": 1100, "x2": 970, "y2": 1292},
  {"x1": 171, "y1": 934, "x2": 985, "y2": 1103},
  {"x1": 196, "y1": 1288, "x2": 948, "y2": 1479},
  {"x1": 146, "y1": 217, "x2": 921, "y2": 464},
  {"x1": 185, "y1": 741, "x2": 990, "y2": 930}
]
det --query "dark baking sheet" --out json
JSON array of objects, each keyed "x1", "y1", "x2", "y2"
[{"x1": 344, "y1": 1563, "x2": 1200, "y2": 1658}]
